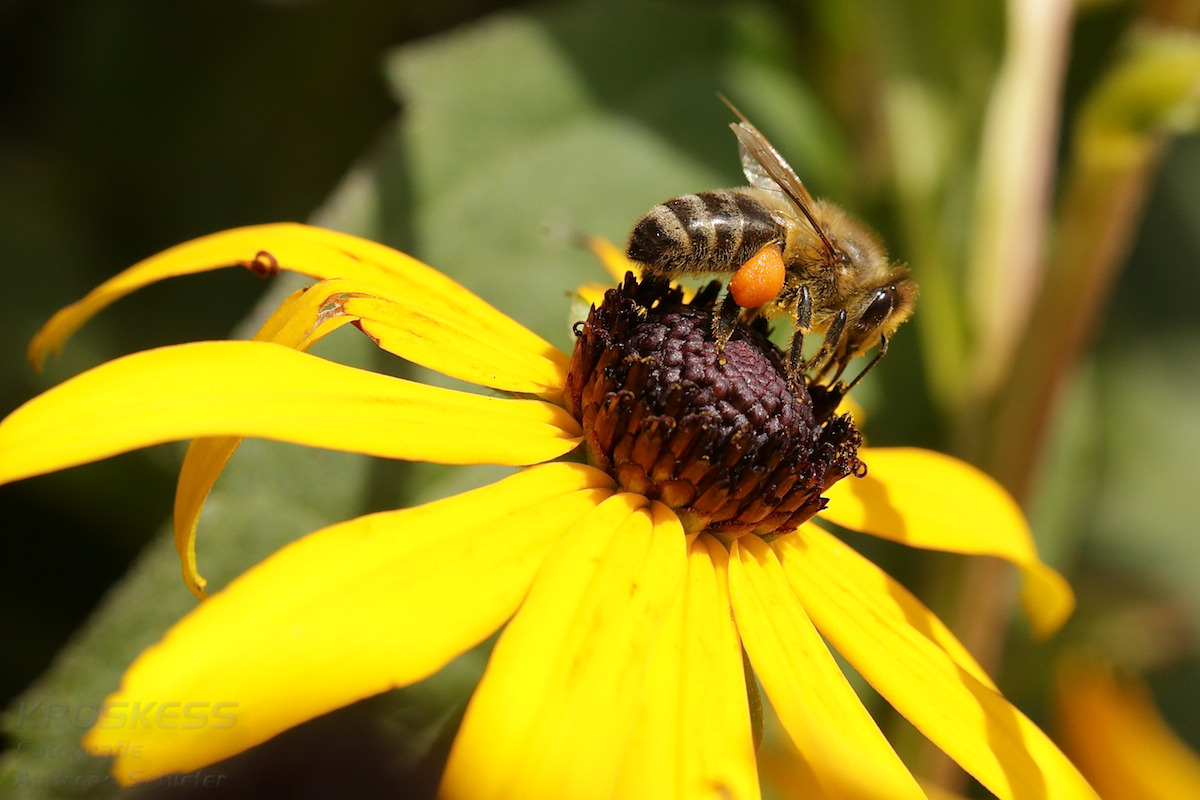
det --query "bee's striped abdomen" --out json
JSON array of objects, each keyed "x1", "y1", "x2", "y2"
[{"x1": 626, "y1": 190, "x2": 782, "y2": 277}]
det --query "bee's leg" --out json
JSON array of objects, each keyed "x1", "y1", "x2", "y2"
[
  {"x1": 786, "y1": 286, "x2": 813, "y2": 390},
  {"x1": 712, "y1": 290, "x2": 741, "y2": 364},
  {"x1": 807, "y1": 309, "x2": 847, "y2": 382},
  {"x1": 840, "y1": 334, "x2": 889, "y2": 394}
]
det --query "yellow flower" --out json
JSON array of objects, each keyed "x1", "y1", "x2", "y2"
[{"x1": 1, "y1": 224, "x2": 1093, "y2": 800}]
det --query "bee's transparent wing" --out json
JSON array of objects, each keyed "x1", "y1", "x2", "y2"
[
  {"x1": 738, "y1": 137, "x2": 786, "y2": 195},
  {"x1": 730, "y1": 121, "x2": 817, "y2": 209},
  {"x1": 729, "y1": 120, "x2": 832, "y2": 255}
]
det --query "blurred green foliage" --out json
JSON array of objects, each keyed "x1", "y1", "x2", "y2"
[{"x1": 3, "y1": 0, "x2": 1200, "y2": 797}]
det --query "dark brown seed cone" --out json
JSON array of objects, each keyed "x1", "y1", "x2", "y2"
[{"x1": 565, "y1": 274, "x2": 865, "y2": 541}]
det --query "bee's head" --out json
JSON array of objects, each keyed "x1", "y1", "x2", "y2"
[{"x1": 845, "y1": 267, "x2": 918, "y2": 357}]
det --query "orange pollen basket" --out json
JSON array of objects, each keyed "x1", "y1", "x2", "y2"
[{"x1": 729, "y1": 243, "x2": 785, "y2": 308}]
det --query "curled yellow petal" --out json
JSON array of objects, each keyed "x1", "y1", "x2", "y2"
[
  {"x1": 29, "y1": 223, "x2": 566, "y2": 379},
  {"x1": 174, "y1": 437, "x2": 237, "y2": 598},
  {"x1": 614, "y1": 533, "x2": 760, "y2": 800},
  {"x1": 172, "y1": 276, "x2": 567, "y2": 598},
  {"x1": 776, "y1": 526, "x2": 1099, "y2": 800},
  {"x1": 175, "y1": 279, "x2": 363, "y2": 598},
  {"x1": 439, "y1": 496, "x2": 687, "y2": 800},
  {"x1": 820, "y1": 447, "x2": 1074, "y2": 638},
  {"x1": 84, "y1": 463, "x2": 613, "y2": 784},
  {"x1": 728, "y1": 535, "x2": 926, "y2": 800},
  {"x1": 0, "y1": 341, "x2": 582, "y2": 488},
  {"x1": 1056, "y1": 657, "x2": 1200, "y2": 800}
]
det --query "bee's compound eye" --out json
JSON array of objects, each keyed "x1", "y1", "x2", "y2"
[
  {"x1": 729, "y1": 244, "x2": 786, "y2": 308},
  {"x1": 857, "y1": 286, "x2": 896, "y2": 332}
]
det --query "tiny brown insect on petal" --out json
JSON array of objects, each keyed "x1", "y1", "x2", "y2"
[{"x1": 244, "y1": 250, "x2": 281, "y2": 278}]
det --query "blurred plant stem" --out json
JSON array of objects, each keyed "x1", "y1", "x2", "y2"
[
  {"x1": 985, "y1": 28, "x2": 1200, "y2": 502},
  {"x1": 964, "y1": 0, "x2": 1074, "y2": 403}
]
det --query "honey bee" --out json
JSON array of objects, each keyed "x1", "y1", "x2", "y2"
[{"x1": 626, "y1": 102, "x2": 917, "y2": 404}]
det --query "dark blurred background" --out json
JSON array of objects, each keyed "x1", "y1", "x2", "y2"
[{"x1": 0, "y1": 0, "x2": 531, "y2": 710}]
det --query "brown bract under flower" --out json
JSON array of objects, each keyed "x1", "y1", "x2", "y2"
[{"x1": 565, "y1": 274, "x2": 864, "y2": 541}]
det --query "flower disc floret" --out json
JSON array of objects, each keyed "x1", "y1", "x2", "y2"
[{"x1": 565, "y1": 275, "x2": 864, "y2": 540}]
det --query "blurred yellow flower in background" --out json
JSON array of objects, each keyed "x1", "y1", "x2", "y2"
[{"x1": 1056, "y1": 657, "x2": 1200, "y2": 800}]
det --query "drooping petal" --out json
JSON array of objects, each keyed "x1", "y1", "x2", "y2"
[
  {"x1": 1056, "y1": 657, "x2": 1200, "y2": 800},
  {"x1": 439, "y1": 497, "x2": 688, "y2": 800},
  {"x1": 84, "y1": 463, "x2": 614, "y2": 785},
  {"x1": 28, "y1": 223, "x2": 566, "y2": 378},
  {"x1": 613, "y1": 533, "x2": 760, "y2": 800},
  {"x1": 171, "y1": 276, "x2": 567, "y2": 598},
  {"x1": 776, "y1": 526, "x2": 1100, "y2": 800},
  {"x1": 728, "y1": 535, "x2": 927, "y2": 800},
  {"x1": 175, "y1": 279, "x2": 364, "y2": 598},
  {"x1": 820, "y1": 447, "x2": 1074, "y2": 638},
  {"x1": 0, "y1": 341, "x2": 582, "y2": 488},
  {"x1": 174, "y1": 436, "x2": 239, "y2": 598}
]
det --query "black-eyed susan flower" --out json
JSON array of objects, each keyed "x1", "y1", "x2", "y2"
[{"x1": 1, "y1": 224, "x2": 1097, "y2": 800}]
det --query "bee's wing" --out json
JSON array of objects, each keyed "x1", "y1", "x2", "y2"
[
  {"x1": 730, "y1": 120, "x2": 835, "y2": 257},
  {"x1": 738, "y1": 136, "x2": 785, "y2": 195},
  {"x1": 730, "y1": 121, "x2": 817, "y2": 213}
]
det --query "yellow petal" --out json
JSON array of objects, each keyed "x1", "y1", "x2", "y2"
[
  {"x1": 247, "y1": 279, "x2": 363, "y2": 349},
  {"x1": 174, "y1": 437, "x2": 239, "y2": 598},
  {"x1": 0, "y1": 341, "x2": 582, "y2": 488},
  {"x1": 775, "y1": 525, "x2": 996, "y2": 690},
  {"x1": 573, "y1": 281, "x2": 613, "y2": 310},
  {"x1": 83, "y1": 463, "x2": 614, "y2": 785},
  {"x1": 756, "y1": 737, "x2": 829, "y2": 800},
  {"x1": 820, "y1": 447, "x2": 1074, "y2": 638},
  {"x1": 29, "y1": 223, "x2": 566, "y2": 378},
  {"x1": 175, "y1": 279, "x2": 364, "y2": 598},
  {"x1": 760, "y1": 739, "x2": 974, "y2": 800},
  {"x1": 836, "y1": 393, "x2": 866, "y2": 426},
  {"x1": 170, "y1": 275, "x2": 569, "y2": 599},
  {"x1": 345, "y1": 295, "x2": 567, "y2": 396},
  {"x1": 776, "y1": 526, "x2": 1099, "y2": 800},
  {"x1": 920, "y1": 785, "x2": 972, "y2": 800},
  {"x1": 439, "y1": 496, "x2": 687, "y2": 800},
  {"x1": 1056, "y1": 657, "x2": 1200, "y2": 800},
  {"x1": 581, "y1": 234, "x2": 641, "y2": 284},
  {"x1": 728, "y1": 535, "x2": 926, "y2": 800},
  {"x1": 614, "y1": 533, "x2": 760, "y2": 800}
]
